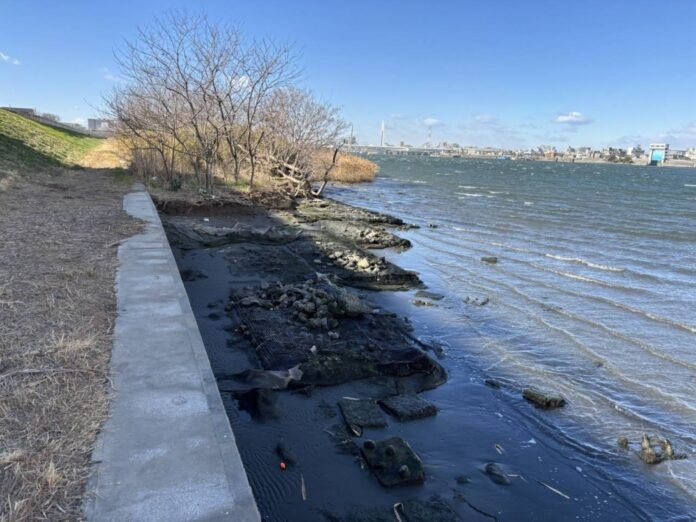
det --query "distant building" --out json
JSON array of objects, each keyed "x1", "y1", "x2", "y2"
[
  {"x1": 87, "y1": 118, "x2": 115, "y2": 132},
  {"x1": 576, "y1": 146, "x2": 592, "y2": 158},
  {"x1": 648, "y1": 144, "x2": 669, "y2": 166},
  {"x1": 686, "y1": 147, "x2": 696, "y2": 160}
]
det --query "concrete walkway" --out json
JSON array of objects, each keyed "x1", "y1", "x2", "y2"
[{"x1": 84, "y1": 188, "x2": 260, "y2": 521}]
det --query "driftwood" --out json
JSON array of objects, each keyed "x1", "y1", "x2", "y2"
[{"x1": 268, "y1": 147, "x2": 341, "y2": 198}]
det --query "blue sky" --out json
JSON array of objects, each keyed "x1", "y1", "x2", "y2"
[{"x1": 1, "y1": 0, "x2": 694, "y2": 149}]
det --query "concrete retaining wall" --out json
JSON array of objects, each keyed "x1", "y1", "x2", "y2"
[{"x1": 83, "y1": 187, "x2": 259, "y2": 521}]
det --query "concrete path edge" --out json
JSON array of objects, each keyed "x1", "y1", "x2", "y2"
[{"x1": 83, "y1": 187, "x2": 260, "y2": 521}]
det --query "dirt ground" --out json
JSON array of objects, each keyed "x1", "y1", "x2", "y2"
[{"x1": 0, "y1": 158, "x2": 138, "y2": 520}]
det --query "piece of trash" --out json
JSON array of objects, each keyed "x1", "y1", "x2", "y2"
[
  {"x1": 341, "y1": 396, "x2": 360, "y2": 401},
  {"x1": 393, "y1": 502, "x2": 404, "y2": 522},
  {"x1": 279, "y1": 461, "x2": 287, "y2": 471},
  {"x1": 349, "y1": 424, "x2": 363, "y2": 437},
  {"x1": 507, "y1": 473, "x2": 528, "y2": 483},
  {"x1": 301, "y1": 473, "x2": 307, "y2": 501},
  {"x1": 538, "y1": 480, "x2": 570, "y2": 500},
  {"x1": 494, "y1": 443, "x2": 505, "y2": 455}
]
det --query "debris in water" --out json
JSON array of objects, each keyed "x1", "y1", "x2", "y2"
[
  {"x1": 393, "y1": 502, "x2": 404, "y2": 522},
  {"x1": 301, "y1": 473, "x2": 307, "y2": 501},
  {"x1": 494, "y1": 443, "x2": 505, "y2": 455},
  {"x1": 538, "y1": 480, "x2": 570, "y2": 500}
]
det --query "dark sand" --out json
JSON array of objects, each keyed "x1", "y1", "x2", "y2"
[{"x1": 162, "y1": 197, "x2": 690, "y2": 521}]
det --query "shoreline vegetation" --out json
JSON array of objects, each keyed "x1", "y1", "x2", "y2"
[{"x1": 107, "y1": 12, "x2": 379, "y2": 201}]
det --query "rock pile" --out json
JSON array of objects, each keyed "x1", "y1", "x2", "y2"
[{"x1": 230, "y1": 278, "x2": 367, "y2": 331}]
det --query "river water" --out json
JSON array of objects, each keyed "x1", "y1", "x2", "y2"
[{"x1": 327, "y1": 156, "x2": 696, "y2": 511}]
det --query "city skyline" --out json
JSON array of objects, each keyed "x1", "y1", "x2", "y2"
[{"x1": 1, "y1": 1, "x2": 694, "y2": 149}]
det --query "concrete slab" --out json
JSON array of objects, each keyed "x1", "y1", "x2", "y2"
[{"x1": 84, "y1": 188, "x2": 260, "y2": 522}]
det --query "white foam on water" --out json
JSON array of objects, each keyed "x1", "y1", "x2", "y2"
[{"x1": 544, "y1": 254, "x2": 624, "y2": 273}]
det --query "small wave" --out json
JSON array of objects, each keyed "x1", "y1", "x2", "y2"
[
  {"x1": 457, "y1": 193, "x2": 483, "y2": 197},
  {"x1": 458, "y1": 185, "x2": 479, "y2": 189},
  {"x1": 684, "y1": 184, "x2": 696, "y2": 187},
  {"x1": 412, "y1": 180, "x2": 428, "y2": 184},
  {"x1": 545, "y1": 254, "x2": 624, "y2": 272},
  {"x1": 524, "y1": 201, "x2": 534, "y2": 206}
]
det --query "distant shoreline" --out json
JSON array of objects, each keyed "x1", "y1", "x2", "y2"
[{"x1": 357, "y1": 152, "x2": 696, "y2": 168}]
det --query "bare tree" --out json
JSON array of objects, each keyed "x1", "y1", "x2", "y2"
[
  {"x1": 241, "y1": 41, "x2": 296, "y2": 189},
  {"x1": 108, "y1": 12, "x2": 233, "y2": 191},
  {"x1": 265, "y1": 87, "x2": 348, "y2": 197}
]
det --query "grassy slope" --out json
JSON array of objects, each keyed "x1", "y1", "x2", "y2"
[{"x1": 0, "y1": 108, "x2": 102, "y2": 174}]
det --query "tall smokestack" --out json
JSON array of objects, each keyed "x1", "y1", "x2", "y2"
[{"x1": 380, "y1": 121, "x2": 385, "y2": 147}]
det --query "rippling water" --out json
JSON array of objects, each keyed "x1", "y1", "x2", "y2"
[{"x1": 329, "y1": 157, "x2": 696, "y2": 504}]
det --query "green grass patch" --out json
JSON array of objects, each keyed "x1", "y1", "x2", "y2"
[{"x1": 0, "y1": 109, "x2": 103, "y2": 173}]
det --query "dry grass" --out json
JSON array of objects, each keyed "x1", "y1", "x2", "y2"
[
  {"x1": 0, "y1": 167, "x2": 138, "y2": 520},
  {"x1": 312, "y1": 151, "x2": 379, "y2": 183},
  {"x1": 79, "y1": 138, "x2": 130, "y2": 170}
]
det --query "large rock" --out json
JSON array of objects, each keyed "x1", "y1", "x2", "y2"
[
  {"x1": 379, "y1": 394, "x2": 437, "y2": 421},
  {"x1": 523, "y1": 387, "x2": 566, "y2": 409},
  {"x1": 338, "y1": 398, "x2": 387, "y2": 429},
  {"x1": 361, "y1": 437, "x2": 425, "y2": 487}
]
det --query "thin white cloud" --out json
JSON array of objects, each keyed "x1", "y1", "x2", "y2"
[
  {"x1": 554, "y1": 111, "x2": 592, "y2": 125},
  {"x1": 423, "y1": 117, "x2": 440, "y2": 127},
  {"x1": 102, "y1": 67, "x2": 121, "y2": 81},
  {"x1": 473, "y1": 113, "x2": 498, "y2": 125},
  {"x1": 0, "y1": 51, "x2": 20, "y2": 65}
]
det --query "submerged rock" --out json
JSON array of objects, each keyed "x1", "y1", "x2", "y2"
[
  {"x1": 415, "y1": 290, "x2": 445, "y2": 301},
  {"x1": 361, "y1": 437, "x2": 425, "y2": 487},
  {"x1": 338, "y1": 398, "x2": 387, "y2": 429},
  {"x1": 379, "y1": 394, "x2": 438, "y2": 421},
  {"x1": 397, "y1": 497, "x2": 461, "y2": 522},
  {"x1": 480, "y1": 256, "x2": 498, "y2": 264},
  {"x1": 483, "y1": 462, "x2": 511, "y2": 486},
  {"x1": 523, "y1": 387, "x2": 566, "y2": 409},
  {"x1": 275, "y1": 438, "x2": 297, "y2": 466},
  {"x1": 232, "y1": 388, "x2": 277, "y2": 420}
]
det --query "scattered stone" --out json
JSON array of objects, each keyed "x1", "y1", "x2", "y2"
[
  {"x1": 379, "y1": 394, "x2": 438, "y2": 421},
  {"x1": 484, "y1": 378, "x2": 502, "y2": 389},
  {"x1": 480, "y1": 256, "x2": 498, "y2": 264},
  {"x1": 428, "y1": 224, "x2": 439, "y2": 229},
  {"x1": 412, "y1": 299, "x2": 436, "y2": 307},
  {"x1": 617, "y1": 436, "x2": 629, "y2": 449},
  {"x1": 455, "y1": 474, "x2": 471, "y2": 485},
  {"x1": 361, "y1": 437, "x2": 425, "y2": 487},
  {"x1": 523, "y1": 387, "x2": 566, "y2": 409},
  {"x1": 338, "y1": 398, "x2": 387, "y2": 429},
  {"x1": 415, "y1": 290, "x2": 445, "y2": 301},
  {"x1": 483, "y1": 462, "x2": 511, "y2": 485},
  {"x1": 463, "y1": 296, "x2": 490, "y2": 306}
]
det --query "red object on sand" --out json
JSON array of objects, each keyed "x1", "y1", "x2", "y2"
[{"x1": 279, "y1": 461, "x2": 287, "y2": 470}]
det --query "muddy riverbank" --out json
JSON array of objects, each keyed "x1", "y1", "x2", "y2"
[{"x1": 161, "y1": 194, "x2": 692, "y2": 521}]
